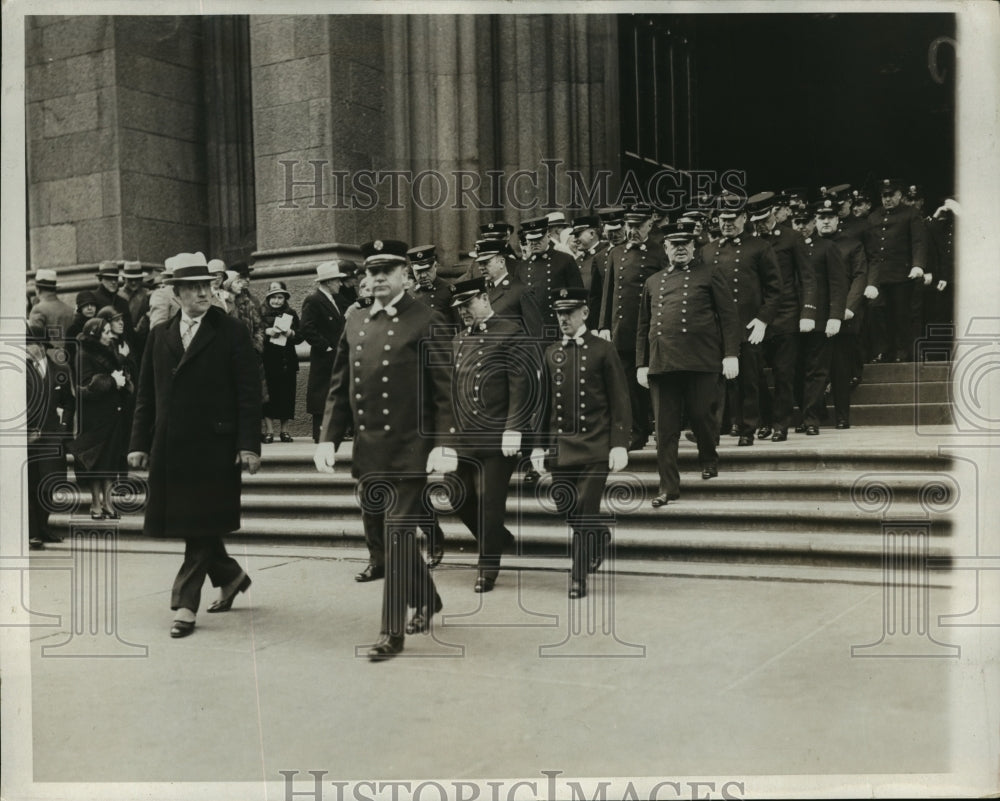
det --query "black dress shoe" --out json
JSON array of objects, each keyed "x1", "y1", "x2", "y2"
[
  {"x1": 684, "y1": 431, "x2": 697, "y2": 443},
  {"x1": 805, "y1": 425, "x2": 820, "y2": 435},
  {"x1": 757, "y1": 426, "x2": 773, "y2": 440},
  {"x1": 207, "y1": 573, "x2": 252, "y2": 613},
  {"x1": 39, "y1": 532, "x2": 63, "y2": 543},
  {"x1": 651, "y1": 493, "x2": 672, "y2": 508},
  {"x1": 170, "y1": 620, "x2": 195, "y2": 638},
  {"x1": 627, "y1": 435, "x2": 648, "y2": 451},
  {"x1": 29, "y1": 538, "x2": 45, "y2": 550},
  {"x1": 523, "y1": 467, "x2": 540, "y2": 485},
  {"x1": 794, "y1": 424, "x2": 806, "y2": 434},
  {"x1": 701, "y1": 464, "x2": 718, "y2": 480},
  {"x1": 771, "y1": 429, "x2": 788, "y2": 442},
  {"x1": 728, "y1": 425, "x2": 740, "y2": 437},
  {"x1": 367, "y1": 635, "x2": 404, "y2": 661},
  {"x1": 835, "y1": 420, "x2": 850, "y2": 430},
  {"x1": 737, "y1": 435, "x2": 754, "y2": 446},
  {"x1": 474, "y1": 575, "x2": 496, "y2": 593},
  {"x1": 569, "y1": 580, "x2": 586, "y2": 599},
  {"x1": 405, "y1": 596, "x2": 443, "y2": 635},
  {"x1": 355, "y1": 563, "x2": 385, "y2": 583}
]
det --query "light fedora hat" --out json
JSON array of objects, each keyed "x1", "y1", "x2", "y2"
[
  {"x1": 315, "y1": 260, "x2": 349, "y2": 281},
  {"x1": 34, "y1": 268, "x2": 58, "y2": 289},
  {"x1": 164, "y1": 252, "x2": 212, "y2": 282}
]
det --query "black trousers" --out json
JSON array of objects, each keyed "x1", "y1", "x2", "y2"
[
  {"x1": 651, "y1": 371, "x2": 720, "y2": 496},
  {"x1": 453, "y1": 453, "x2": 517, "y2": 580},
  {"x1": 800, "y1": 331, "x2": 833, "y2": 427},
  {"x1": 725, "y1": 341, "x2": 763, "y2": 437},
  {"x1": 618, "y1": 350, "x2": 652, "y2": 446},
  {"x1": 759, "y1": 333, "x2": 799, "y2": 433},
  {"x1": 359, "y1": 475, "x2": 438, "y2": 637},
  {"x1": 882, "y1": 280, "x2": 917, "y2": 360},
  {"x1": 171, "y1": 537, "x2": 244, "y2": 613},
  {"x1": 551, "y1": 463, "x2": 611, "y2": 582},
  {"x1": 829, "y1": 325, "x2": 859, "y2": 424}
]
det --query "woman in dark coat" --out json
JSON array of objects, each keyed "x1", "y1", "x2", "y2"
[
  {"x1": 71, "y1": 317, "x2": 134, "y2": 519},
  {"x1": 260, "y1": 281, "x2": 302, "y2": 442}
]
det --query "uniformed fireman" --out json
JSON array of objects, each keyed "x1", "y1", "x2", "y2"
[
  {"x1": 514, "y1": 215, "x2": 584, "y2": 337},
  {"x1": 406, "y1": 245, "x2": 455, "y2": 316},
  {"x1": 636, "y1": 221, "x2": 740, "y2": 504}
]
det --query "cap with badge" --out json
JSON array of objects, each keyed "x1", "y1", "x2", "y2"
[
  {"x1": 820, "y1": 184, "x2": 852, "y2": 202},
  {"x1": 571, "y1": 215, "x2": 600, "y2": 233},
  {"x1": 657, "y1": 221, "x2": 697, "y2": 243},
  {"x1": 407, "y1": 245, "x2": 437, "y2": 269},
  {"x1": 780, "y1": 187, "x2": 809, "y2": 211},
  {"x1": 597, "y1": 206, "x2": 626, "y2": 230},
  {"x1": 520, "y1": 216, "x2": 550, "y2": 240},
  {"x1": 906, "y1": 184, "x2": 923, "y2": 201},
  {"x1": 879, "y1": 177, "x2": 905, "y2": 195},
  {"x1": 450, "y1": 277, "x2": 488, "y2": 306},
  {"x1": 624, "y1": 203, "x2": 654, "y2": 223},
  {"x1": 479, "y1": 221, "x2": 513, "y2": 240},
  {"x1": 715, "y1": 190, "x2": 746, "y2": 219},
  {"x1": 745, "y1": 191, "x2": 776, "y2": 222},
  {"x1": 474, "y1": 239, "x2": 505, "y2": 262},
  {"x1": 360, "y1": 239, "x2": 409, "y2": 270},
  {"x1": 550, "y1": 286, "x2": 590, "y2": 310},
  {"x1": 812, "y1": 197, "x2": 840, "y2": 216}
]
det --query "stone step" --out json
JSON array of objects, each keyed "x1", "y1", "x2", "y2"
[
  {"x1": 850, "y1": 402, "x2": 952, "y2": 426},
  {"x1": 763, "y1": 361, "x2": 950, "y2": 385},
  {"x1": 47, "y1": 515, "x2": 951, "y2": 569},
  {"x1": 850, "y1": 381, "x2": 950, "y2": 405}
]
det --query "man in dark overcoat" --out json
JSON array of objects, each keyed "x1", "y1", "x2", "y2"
[
  {"x1": 314, "y1": 240, "x2": 456, "y2": 661},
  {"x1": 475, "y1": 239, "x2": 544, "y2": 340},
  {"x1": 531, "y1": 287, "x2": 631, "y2": 599},
  {"x1": 406, "y1": 245, "x2": 455, "y2": 315},
  {"x1": 300, "y1": 260, "x2": 349, "y2": 443},
  {"x1": 637, "y1": 223, "x2": 741, "y2": 504},
  {"x1": 25, "y1": 321, "x2": 75, "y2": 550},
  {"x1": 128, "y1": 252, "x2": 262, "y2": 639}
]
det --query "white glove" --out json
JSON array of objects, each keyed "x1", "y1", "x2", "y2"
[
  {"x1": 936, "y1": 280, "x2": 948, "y2": 292},
  {"x1": 597, "y1": 329, "x2": 611, "y2": 341},
  {"x1": 636, "y1": 366, "x2": 649, "y2": 389},
  {"x1": 426, "y1": 446, "x2": 458, "y2": 474},
  {"x1": 923, "y1": 272, "x2": 933, "y2": 286},
  {"x1": 746, "y1": 318, "x2": 766, "y2": 345},
  {"x1": 908, "y1": 266, "x2": 924, "y2": 280},
  {"x1": 863, "y1": 285, "x2": 879, "y2": 300},
  {"x1": 799, "y1": 318, "x2": 816, "y2": 333},
  {"x1": 127, "y1": 451, "x2": 149, "y2": 470},
  {"x1": 825, "y1": 318, "x2": 842, "y2": 338},
  {"x1": 314, "y1": 442, "x2": 336, "y2": 472},
  {"x1": 608, "y1": 447, "x2": 628, "y2": 472},
  {"x1": 844, "y1": 308, "x2": 855, "y2": 321},
  {"x1": 530, "y1": 448, "x2": 548, "y2": 474},
  {"x1": 501, "y1": 430, "x2": 522, "y2": 457},
  {"x1": 722, "y1": 356, "x2": 739, "y2": 380},
  {"x1": 942, "y1": 198, "x2": 961, "y2": 216},
  {"x1": 111, "y1": 369, "x2": 126, "y2": 388}
]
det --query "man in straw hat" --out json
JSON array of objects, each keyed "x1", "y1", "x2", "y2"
[
  {"x1": 28, "y1": 269, "x2": 75, "y2": 352},
  {"x1": 127, "y1": 252, "x2": 262, "y2": 639},
  {"x1": 301, "y1": 260, "x2": 349, "y2": 444},
  {"x1": 314, "y1": 239, "x2": 456, "y2": 661}
]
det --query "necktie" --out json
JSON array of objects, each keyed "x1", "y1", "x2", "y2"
[
  {"x1": 562, "y1": 336, "x2": 584, "y2": 346},
  {"x1": 181, "y1": 319, "x2": 198, "y2": 350},
  {"x1": 33, "y1": 356, "x2": 46, "y2": 379},
  {"x1": 486, "y1": 279, "x2": 495, "y2": 290}
]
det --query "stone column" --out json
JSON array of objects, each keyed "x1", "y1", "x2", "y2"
[{"x1": 26, "y1": 16, "x2": 210, "y2": 285}]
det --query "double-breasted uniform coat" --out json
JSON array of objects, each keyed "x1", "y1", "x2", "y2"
[
  {"x1": 450, "y1": 314, "x2": 539, "y2": 579},
  {"x1": 486, "y1": 272, "x2": 544, "y2": 341},
  {"x1": 514, "y1": 244, "x2": 584, "y2": 336},
  {"x1": 599, "y1": 240, "x2": 667, "y2": 447},
  {"x1": 637, "y1": 259, "x2": 740, "y2": 494}
]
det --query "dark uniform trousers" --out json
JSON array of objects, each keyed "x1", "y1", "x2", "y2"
[
  {"x1": 881, "y1": 280, "x2": 917, "y2": 361},
  {"x1": 651, "y1": 371, "x2": 720, "y2": 495},
  {"x1": 550, "y1": 463, "x2": 611, "y2": 582},
  {"x1": 799, "y1": 331, "x2": 834, "y2": 427},
  {"x1": 453, "y1": 454, "x2": 517, "y2": 580},
  {"x1": 758, "y1": 333, "x2": 798, "y2": 433},
  {"x1": 364, "y1": 475, "x2": 438, "y2": 638},
  {"x1": 619, "y1": 350, "x2": 651, "y2": 448},
  {"x1": 725, "y1": 342, "x2": 764, "y2": 437},
  {"x1": 829, "y1": 319, "x2": 861, "y2": 424},
  {"x1": 171, "y1": 537, "x2": 244, "y2": 613}
]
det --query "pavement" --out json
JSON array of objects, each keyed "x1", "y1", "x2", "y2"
[{"x1": 14, "y1": 537, "x2": 986, "y2": 793}]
